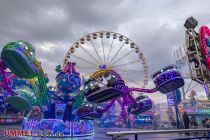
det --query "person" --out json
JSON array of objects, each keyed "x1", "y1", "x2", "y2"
[
  {"x1": 190, "y1": 119, "x2": 198, "y2": 136},
  {"x1": 206, "y1": 118, "x2": 210, "y2": 128},
  {"x1": 183, "y1": 112, "x2": 190, "y2": 135},
  {"x1": 194, "y1": 120, "x2": 198, "y2": 128},
  {"x1": 43, "y1": 101, "x2": 55, "y2": 119},
  {"x1": 171, "y1": 118, "x2": 177, "y2": 128},
  {"x1": 183, "y1": 112, "x2": 190, "y2": 129},
  {"x1": 202, "y1": 117, "x2": 208, "y2": 127},
  {"x1": 27, "y1": 106, "x2": 42, "y2": 121},
  {"x1": 190, "y1": 116, "x2": 197, "y2": 128},
  {"x1": 189, "y1": 90, "x2": 197, "y2": 107},
  {"x1": 49, "y1": 102, "x2": 55, "y2": 118},
  {"x1": 205, "y1": 119, "x2": 210, "y2": 137},
  {"x1": 63, "y1": 102, "x2": 74, "y2": 121}
]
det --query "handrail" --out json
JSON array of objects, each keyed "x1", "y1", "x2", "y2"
[{"x1": 107, "y1": 128, "x2": 210, "y2": 140}]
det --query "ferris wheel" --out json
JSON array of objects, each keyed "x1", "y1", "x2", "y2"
[
  {"x1": 61, "y1": 31, "x2": 185, "y2": 122},
  {"x1": 63, "y1": 31, "x2": 148, "y2": 88}
]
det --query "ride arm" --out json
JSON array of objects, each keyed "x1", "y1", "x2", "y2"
[
  {"x1": 126, "y1": 87, "x2": 157, "y2": 93},
  {"x1": 101, "y1": 99, "x2": 116, "y2": 113}
]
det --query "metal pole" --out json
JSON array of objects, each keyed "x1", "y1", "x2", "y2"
[
  {"x1": 175, "y1": 91, "x2": 180, "y2": 129},
  {"x1": 135, "y1": 134, "x2": 138, "y2": 140},
  {"x1": 175, "y1": 105, "x2": 180, "y2": 129},
  {"x1": 181, "y1": 86, "x2": 185, "y2": 100}
]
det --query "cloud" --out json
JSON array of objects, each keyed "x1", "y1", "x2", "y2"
[{"x1": 0, "y1": 0, "x2": 210, "y2": 103}]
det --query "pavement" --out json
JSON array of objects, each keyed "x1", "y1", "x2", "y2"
[{"x1": 0, "y1": 124, "x2": 209, "y2": 140}]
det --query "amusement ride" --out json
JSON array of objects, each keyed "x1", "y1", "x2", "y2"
[{"x1": 3, "y1": 26, "x2": 208, "y2": 137}]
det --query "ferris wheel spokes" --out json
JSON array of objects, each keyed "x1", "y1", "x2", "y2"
[
  {"x1": 112, "y1": 60, "x2": 141, "y2": 68},
  {"x1": 122, "y1": 77, "x2": 144, "y2": 87},
  {"x1": 109, "y1": 42, "x2": 125, "y2": 65},
  {"x1": 89, "y1": 39, "x2": 103, "y2": 64},
  {"x1": 78, "y1": 44, "x2": 101, "y2": 65},
  {"x1": 106, "y1": 38, "x2": 115, "y2": 64},
  {"x1": 111, "y1": 49, "x2": 135, "y2": 66},
  {"x1": 112, "y1": 68, "x2": 144, "y2": 74},
  {"x1": 72, "y1": 54, "x2": 98, "y2": 67},
  {"x1": 101, "y1": 37, "x2": 106, "y2": 63}
]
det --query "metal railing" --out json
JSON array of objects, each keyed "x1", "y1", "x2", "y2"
[{"x1": 107, "y1": 128, "x2": 210, "y2": 140}]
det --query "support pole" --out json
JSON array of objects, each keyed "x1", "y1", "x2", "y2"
[
  {"x1": 174, "y1": 90, "x2": 180, "y2": 129},
  {"x1": 135, "y1": 134, "x2": 138, "y2": 140},
  {"x1": 181, "y1": 86, "x2": 185, "y2": 100},
  {"x1": 175, "y1": 105, "x2": 180, "y2": 129}
]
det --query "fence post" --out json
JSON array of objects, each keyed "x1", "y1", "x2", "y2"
[{"x1": 135, "y1": 134, "x2": 138, "y2": 140}]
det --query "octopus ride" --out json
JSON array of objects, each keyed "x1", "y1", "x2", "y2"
[{"x1": 0, "y1": 31, "x2": 185, "y2": 137}]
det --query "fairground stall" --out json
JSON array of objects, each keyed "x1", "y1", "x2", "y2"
[{"x1": 179, "y1": 99, "x2": 210, "y2": 125}]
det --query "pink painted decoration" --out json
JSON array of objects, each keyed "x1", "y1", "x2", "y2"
[{"x1": 200, "y1": 26, "x2": 210, "y2": 70}]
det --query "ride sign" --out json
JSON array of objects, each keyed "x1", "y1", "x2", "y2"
[{"x1": 167, "y1": 89, "x2": 182, "y2": 106}]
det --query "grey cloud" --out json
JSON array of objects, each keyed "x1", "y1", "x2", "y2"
[{"x1": 1, "y1": 0, "x2": 210, "y2": 102}]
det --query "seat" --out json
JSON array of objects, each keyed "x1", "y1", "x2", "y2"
[
  {"x1": 1, "y1": 46, "x2": 37, "y2": 78},
  {"x1": 153, "y1": 67, "x2": 184, "y2": 94},
  {"x1": 128, "y1": 96, "x2": 152, "y2": 115},
  {"x1": 77, "y1": 104, "x2": 102, "y2": 120},
  {"x1": 85, "y1": 86, "x2": 123, "y2": 103}
]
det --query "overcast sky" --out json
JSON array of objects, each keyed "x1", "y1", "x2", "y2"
[{"x1": 0, "y1": 0, "x2": 210, "y2": 103}]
